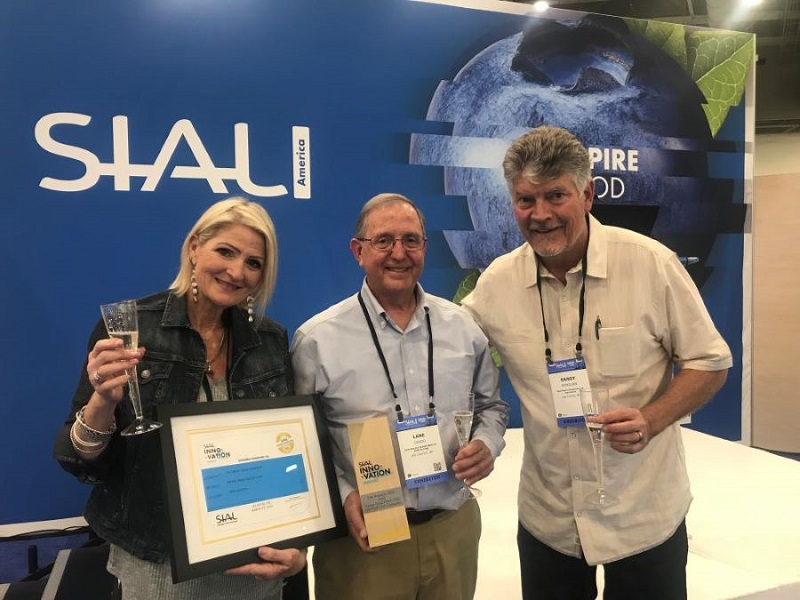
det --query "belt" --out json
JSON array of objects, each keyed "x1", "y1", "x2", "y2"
[{"x1": 405, "y1": 508, "x2": 445, "y2": 525}]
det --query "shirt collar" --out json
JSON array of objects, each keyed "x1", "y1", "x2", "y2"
[
  {"x1": 359, "y1": 278, "x2": 428, "y2": 330},
  {"x1": 161, "y1": 291, "x2": 193, "y2": 328},
  {"x1": 585, "y1": 213, "x2": 608, "y2": 280}
]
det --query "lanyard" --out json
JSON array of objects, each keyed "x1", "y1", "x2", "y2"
[
  {"x1": 357, "y1": 292, "x2": 435, "y2": 419},
  {"x1": 535, "y1": 219, "x2": 590, "y2": 363}
]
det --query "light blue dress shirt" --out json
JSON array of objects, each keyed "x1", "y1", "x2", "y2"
[{"x1": 291, "y1": 280, "x2": 509, "y2": 511}]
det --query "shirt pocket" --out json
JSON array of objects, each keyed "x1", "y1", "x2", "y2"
[
  {"x1": 434, "y1": 353, "x2": 475, "y2": 412},
  {"x1": 597, "y1": 325, "x2": 640, "y2": 379}
]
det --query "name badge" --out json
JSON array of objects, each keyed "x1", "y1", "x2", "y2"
[
  {"x1": 547, "y1": 357, "x2": 590, "y2": 427},
  {"x1": 395, "y1": 414, "x2": 448, "y2": 489}
]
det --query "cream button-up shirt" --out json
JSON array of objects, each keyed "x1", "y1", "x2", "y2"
[{"x1": 462, "y1": 215, "x2": 732, "y2": 564}]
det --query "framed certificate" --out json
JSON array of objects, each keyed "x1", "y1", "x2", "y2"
[{"x1": 158, "y1": 395, "x2": 346, "y2": 583}]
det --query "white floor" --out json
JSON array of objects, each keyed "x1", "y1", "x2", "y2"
[
  {"x1": 6, "y1": 429, "x2": 800, "y2": 599},
  {"x1": 308, "y1": 428, "x2": 800, "y2": 599}
]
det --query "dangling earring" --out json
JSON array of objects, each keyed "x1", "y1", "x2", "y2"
[
  {"x1": 191, "y1": 268, "x2": 198, "y2": 303},
  {"x1": 246, "y1": 295, "x2": 255, "y2": 323}
]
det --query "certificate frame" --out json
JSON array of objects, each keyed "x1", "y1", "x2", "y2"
[{"x1": 158, "y1": 395, "x2": 346, "y2": 583}]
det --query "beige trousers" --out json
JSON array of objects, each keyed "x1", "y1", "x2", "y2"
[{"x1": 313, "y1": 499, "x2": 481, "y2": 600}]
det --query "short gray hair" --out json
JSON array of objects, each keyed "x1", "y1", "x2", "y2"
[
  {"x1": 353, "y1": 193, "x2": 426, "y2": 238},
  {"x1": 503, "y1": 125, "x2": 592, "y2": 191}
]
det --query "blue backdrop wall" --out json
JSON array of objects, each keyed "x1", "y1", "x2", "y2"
[{"x1": 0, "y1": 0, "x2": 753, "y2": 524}]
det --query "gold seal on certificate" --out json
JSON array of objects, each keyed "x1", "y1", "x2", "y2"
[{"x1": 347, "y1": 415, "x2": 410, "y2": 547}]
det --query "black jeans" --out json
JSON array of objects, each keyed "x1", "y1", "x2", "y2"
[{"x1": 517, "y1": 521, "x2": 688, "y2": 600}]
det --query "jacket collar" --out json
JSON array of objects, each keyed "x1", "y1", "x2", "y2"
[{"x1": 160, "y1": 291, "x2": 262, "y2": 352}]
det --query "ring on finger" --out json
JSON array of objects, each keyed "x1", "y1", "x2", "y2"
[
  {"x1": 636, "y1": 430, "x2": 643, "y2": 443},
  {"x1": 92, "y1": 370, "x2": 105, "y2": 385}
]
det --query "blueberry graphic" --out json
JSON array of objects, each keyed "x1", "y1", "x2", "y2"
[{"x1": 410, "y1": 14, "x2": 744, "y2": 284}]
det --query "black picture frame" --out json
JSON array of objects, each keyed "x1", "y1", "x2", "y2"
[{"x1": 158, "y1": 395, "x2": 346, "y2": 583}]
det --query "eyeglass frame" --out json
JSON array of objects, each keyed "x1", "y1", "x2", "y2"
[{"x1": 354, "y1": 234, "x2": 428, "y2": 252}]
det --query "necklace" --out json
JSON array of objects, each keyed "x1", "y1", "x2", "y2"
[{"x1": 205, "y1": 329, "x2": 227, "y2": 374}]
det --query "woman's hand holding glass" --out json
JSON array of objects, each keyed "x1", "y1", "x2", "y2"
[
  {"x1": 99, "y1": 299, "x2": 162, "y2": 435},
  {"x1": 87, "y1": 337, "x2": 143, "y2": 405},
  {"x1": 82, "y1": 337, "x2": 144, "y2": 440},
  {"x1": 71, "y1": 334, "x2": 146, "y2": 458}
]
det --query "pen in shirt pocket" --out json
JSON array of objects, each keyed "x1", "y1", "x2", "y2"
[{"x1": 595, "y1": 315, "x2": 602, "y2": 340}]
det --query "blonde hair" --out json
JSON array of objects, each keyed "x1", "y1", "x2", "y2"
[{"x1": 169, "y1": 197, "x2": 278, "y2": 315}]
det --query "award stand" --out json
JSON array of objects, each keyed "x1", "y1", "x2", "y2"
[{"x1": 348, "y1": 415, "x2": 410, "y2": 547}]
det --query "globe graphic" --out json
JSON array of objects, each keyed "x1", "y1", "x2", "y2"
[{"x1": 409, "y1": 14, "x2": 739, "y2": 281}]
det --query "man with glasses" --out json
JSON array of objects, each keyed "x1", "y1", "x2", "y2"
[{"x1": 291, "y1": 193, "x2": 508, "y2": 600}]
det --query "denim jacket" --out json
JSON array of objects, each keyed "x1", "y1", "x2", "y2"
[{"x1": 53, "y1": 290, "x2": 294, "y2": 562}]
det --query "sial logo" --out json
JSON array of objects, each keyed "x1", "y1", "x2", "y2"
[
  {"x1": 215, "y1": 512, "x2": 238, "y2": 525},
  {"x1": 34, "y1": 113, "x2": 311, "y2": 199},
  {"x1": 358, "y1": 460, "x2": 393, "y2": 483}
]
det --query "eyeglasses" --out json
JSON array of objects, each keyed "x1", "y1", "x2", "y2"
[{"x1": 356, "y1": 234, "x2": 427, "y2": 252}]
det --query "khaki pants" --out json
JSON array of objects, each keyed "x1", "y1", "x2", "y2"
[{"x1": 313, "y1": 499, "x2": 481, "y2": 600}]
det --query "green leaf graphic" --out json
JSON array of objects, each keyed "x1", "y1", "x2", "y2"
[
  {"x1": 687, "y1": 30, "x2": 753, "y2": 80},
  {"x1": 688, "y1": 32, "x2": 755, "y2": 136},
  {"x1": 625, "y1": 18, "x2": 755, "y2": 138},
  {"x1": 452, "y1": 268, "x2": 480, "y2": 306},
  {"x1": 624, "y1": 18, "x2": 688, "y2": 69},
  {"x1": 489, "y1": 346, "x2": 503, "y2": 368},
  {"x1": 452, "y1": 269, "x2": 503, "y2": 367}
]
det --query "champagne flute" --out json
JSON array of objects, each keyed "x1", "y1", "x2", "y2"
[
  {"x1": 580, "y1": 387, "x2": 619, "y2": 507},
  {"x1": 100, "y1": 300, "x2": 162, "y2": 436},
  {"x1": 453, "y1": 392, "x2": 482, "y2": 498}
]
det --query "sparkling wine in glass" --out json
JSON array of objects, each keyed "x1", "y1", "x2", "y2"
[
  {"x1": 100, "y1": 299, "x2": 162, "y2": 436},
  {"x1": 580, "y1": 387, "x2": 619, "y2": 507},
  {"x1": 453, "y1": 392, "x2": 482, "y2": 498}
]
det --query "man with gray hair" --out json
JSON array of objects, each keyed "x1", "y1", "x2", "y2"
[
  {"x1": 461, "y1": 126, "x2": 732, "y2": 599},
  {"x1": 292, "y1": 193, "x2": 509, "y2": 599}
]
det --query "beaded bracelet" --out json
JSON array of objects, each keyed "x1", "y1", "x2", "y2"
[
  {"x1": 71, "y1": 418, "x2": 109, "y2": 447},
  {"x1": 70, "y1": 421, "x2": 109, "y2": 457},
  {"x1": 75, "y1": 406, "x2": 117, "y2": 443}
]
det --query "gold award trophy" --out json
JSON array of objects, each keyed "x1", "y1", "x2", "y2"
[{"x1": 347, "y1": 415, "x2": 410, "y2": 546}]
